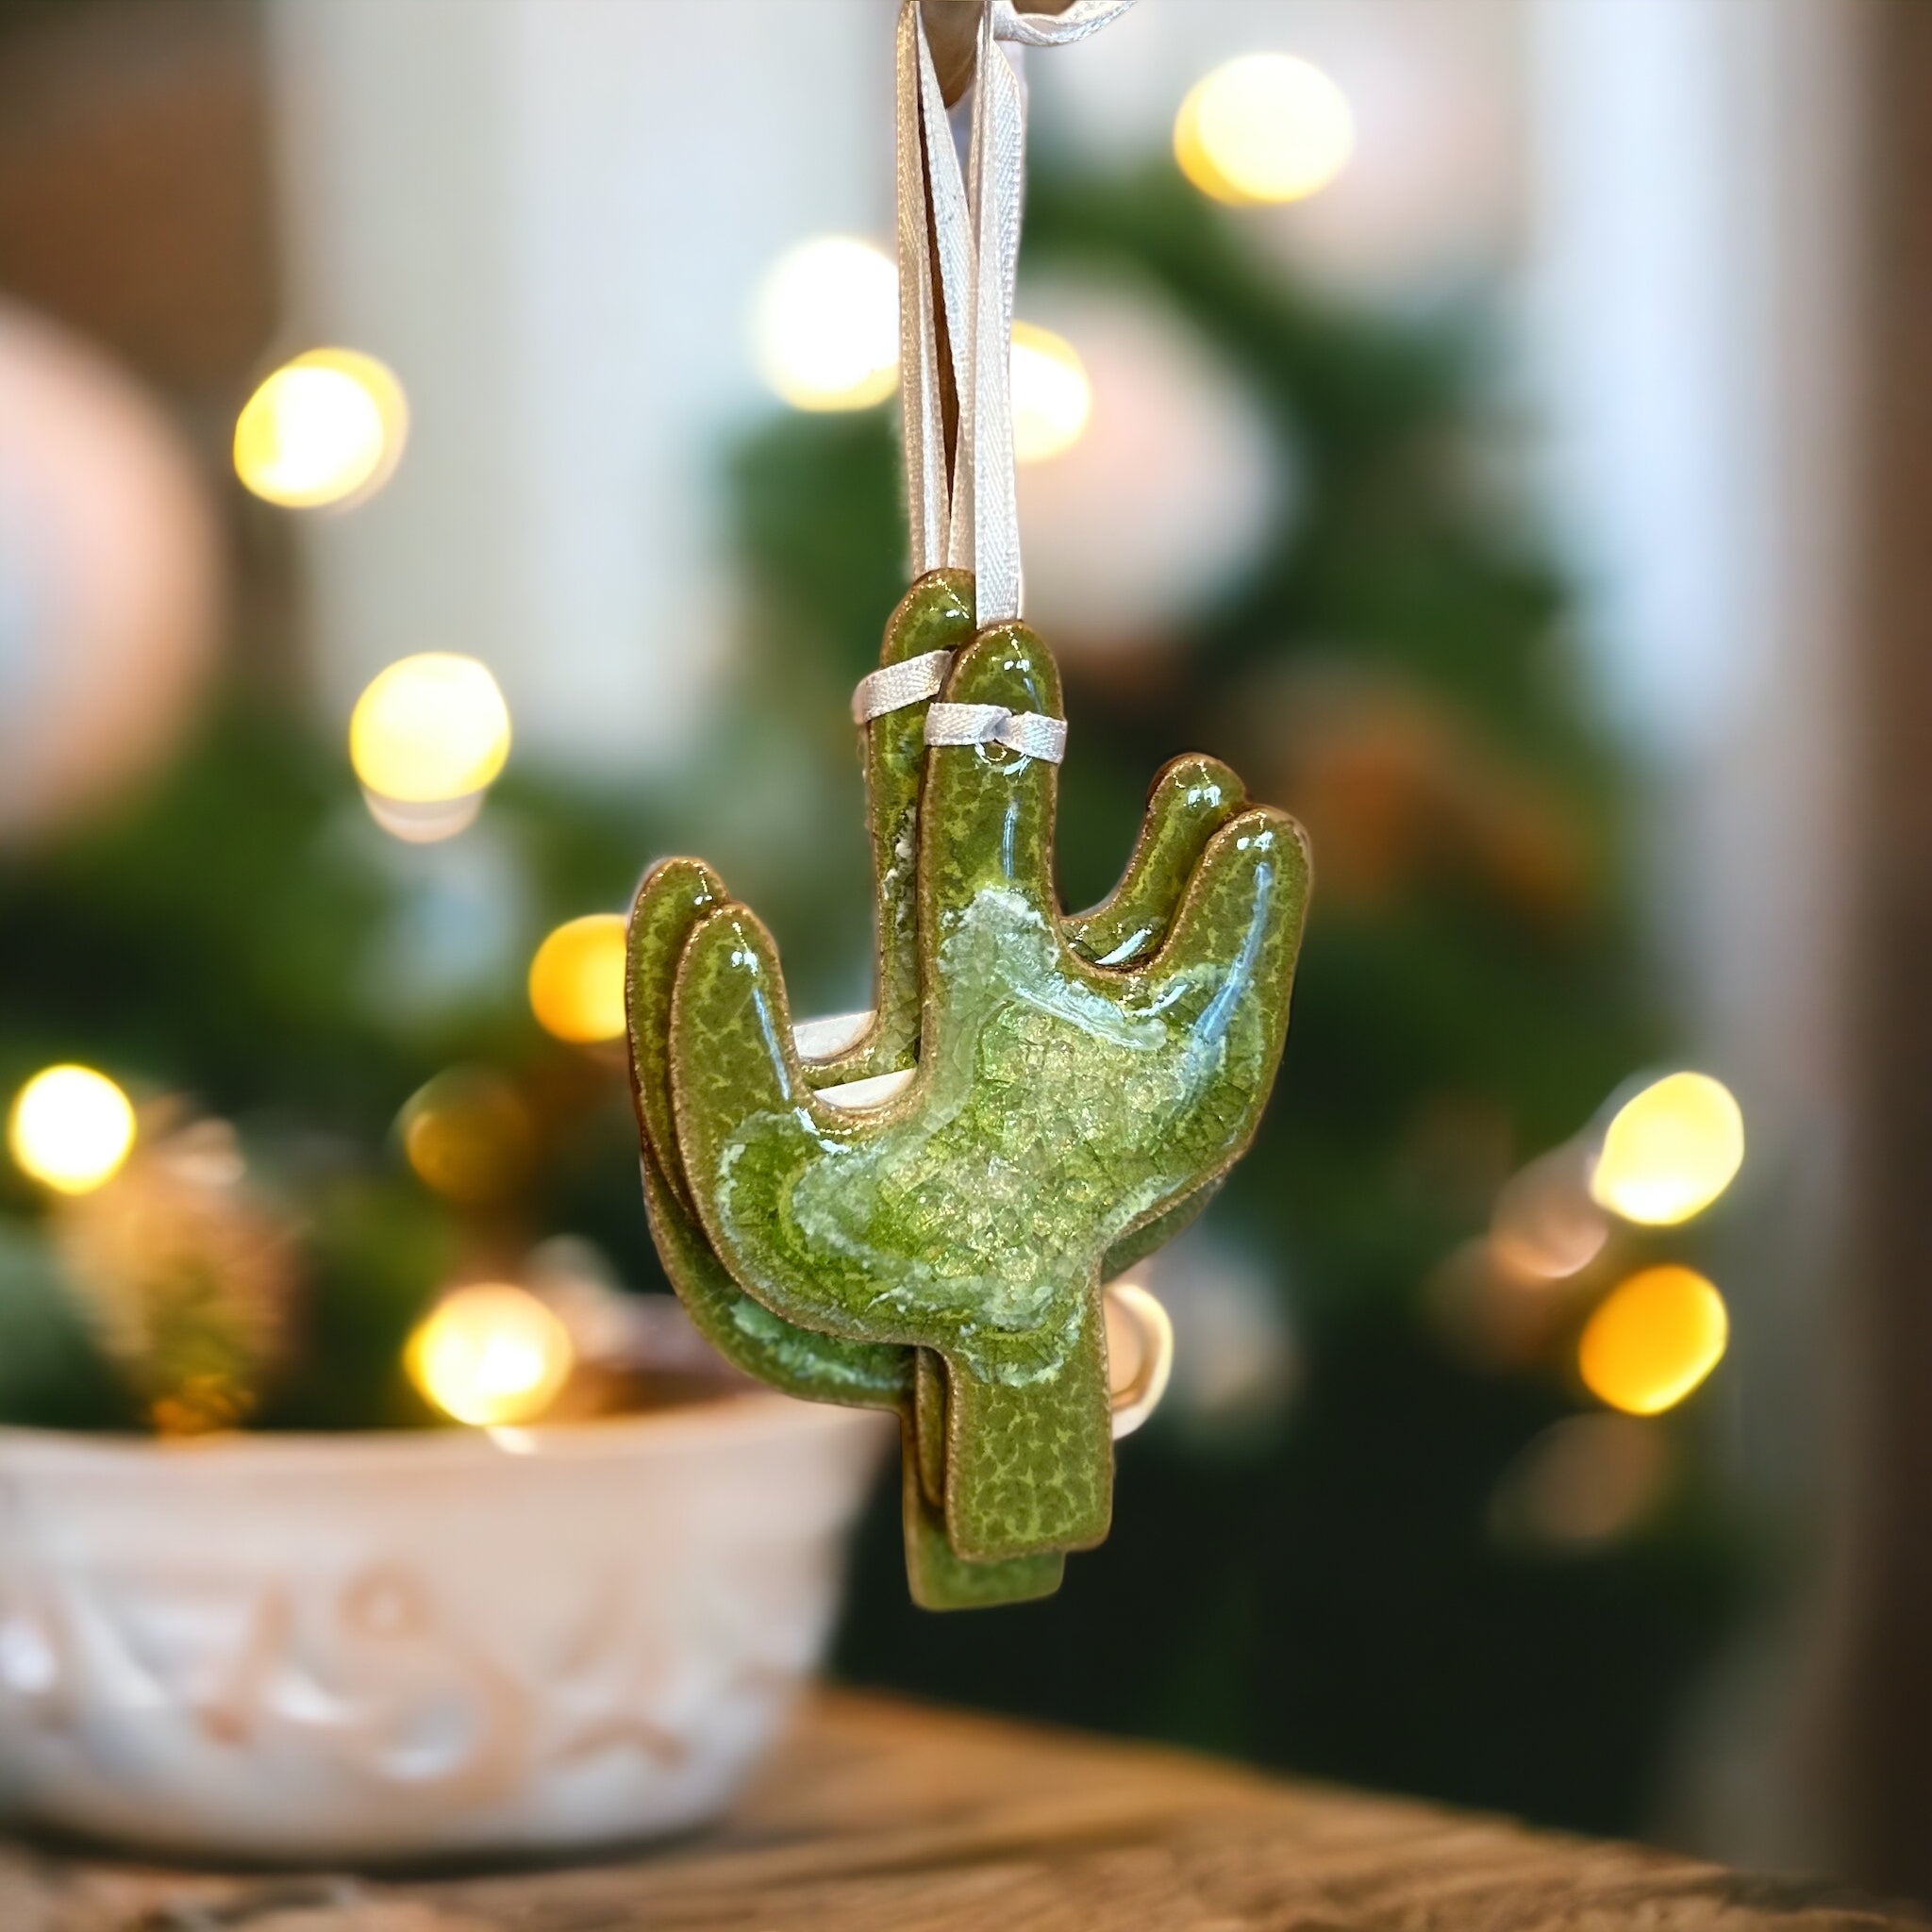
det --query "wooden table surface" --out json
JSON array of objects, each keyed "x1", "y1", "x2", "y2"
[{"x1": 2, "y1": 1691, "x2": 1921, "y2": 1932}]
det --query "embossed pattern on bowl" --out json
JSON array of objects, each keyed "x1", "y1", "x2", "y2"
[{"x1": 0, "y1": 1395, "x2": 889, "y2": 1861}]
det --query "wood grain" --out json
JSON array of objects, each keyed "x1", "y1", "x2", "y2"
[{"x1": 0, "y1": 1693, "x2": 1919, "y2": 1932}]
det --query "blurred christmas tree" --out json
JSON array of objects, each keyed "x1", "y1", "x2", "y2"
[{"x1": 0, "y1": 150, "x2": 1746, "y2": 1838}]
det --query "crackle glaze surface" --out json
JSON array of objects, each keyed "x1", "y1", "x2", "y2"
[{"x1": 670, "y1": 625, "x2": 1308, "y2": 1561}]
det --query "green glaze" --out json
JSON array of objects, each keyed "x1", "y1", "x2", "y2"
[
  {"x1": 902, "y1": 751, "x2": 1252, "y2": 1518},
  {"x1": 630, "y1": 850, "x2": 1053, "y2": 1607},
  {"x1": 627, "y1": 593, "x2": 1255, "y2": 1599},
  {"x1": 804, "y1": 571, "x2": 977, "y2": 1090},
  {"x1": 792, "y1": 584, "x2": 1248, "y2": 1485},
  {"x1": 625, "y1": 592, "x2": 1055, "y2": 1607},
  {"x1": 671, "y1": 624, "x2": 1310, "y2": 1560},
  {"x1": 1069, "y1": 757, "x2": 1251, "y2": 972},
  {"x1": 628, "y1": 858, "x2": 911, "y2": 1407},
  {"x1": 902, "y1": 1420, "x2": 1063, "y2": 1609}
]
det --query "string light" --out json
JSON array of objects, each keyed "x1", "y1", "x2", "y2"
[
  {"x1": 529, "y1": 913, "x2": 628, "y2": 1043},
  {"x1": 349, "y1": 654, "x2": 511, "y2": 842},
  {"x1": 8, "y1": 1065, "x2": 137, "y2": 1195},
  {"x1": 1589, "y1": 1072, "x2": 1744, "y2": 1226},
  {"x1": 1174, "y1": 53, "x2": 1355, "y2": 207},
  {"x1": 1578, "y1": 1265, "x2": 1728, "y2": 1416},
  {"x1": 406, "y1": 1282, "x2": 575, "y2": 1427},
  {"x1": 233, "y1": 348, "x2": 408, "y2": 509},
  {"x1": 753, "y1": 237, "x2": 898, "y2": 411},
  {"x1": 1010, "y1": 322, "x2": 1093, "y2": 464}
]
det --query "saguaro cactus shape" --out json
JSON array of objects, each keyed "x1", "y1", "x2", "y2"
[
  {"x1": 669, "y1": 622, "x2": 1308, "y2": 1561},
  {"x1": 626, "y1": 575, "x2": 1265, "y2": 1605}
]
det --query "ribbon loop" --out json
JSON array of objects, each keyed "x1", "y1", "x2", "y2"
[
  {"x1": 925, "y1": 701, "x2": 1068, "y2": 765},
  {"x1": 853, "y1": 650, "x2": 956, "y2": 724},
  {"x1": 896, "y1": 3, "x2": 971, "y2": 576},
  {"x1": 898, "y1": 0, "x2": 1134, "y2": 618}
]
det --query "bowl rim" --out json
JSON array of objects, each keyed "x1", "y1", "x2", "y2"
[{"x1": 0, "y1": 1391, "x2": 889, "y2": 1477}]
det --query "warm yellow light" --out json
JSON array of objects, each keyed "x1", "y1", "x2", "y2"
[
  {"x1": 349, "y1": 654, "x2": 511, "y2": 811},
  {"x1": 1174, "y1": 53, "x2": 1355, "y2": 207},
  {"x1": 233, "y1": 347, "x2": 408, "y2": 508},
  {"x1": 1010, "y1": 322, "x2": 1092, "y2": 465},
  {"x1": 529, "y1": 913, "x2": 628, "y2": 1044},
  {"x1": 406, "y1": 1282, "x2": 575, "y2": 1427},
  {"x1": 1578, "y1": 1265, "x2": 1728, "y2": 1416},
  {"x1": 1589, "y1": 1072, "x2": 1744, "y2": 1226},
  {"x1": 8, "y1": 1065, "x2": 137, "y2": 1195},
  {"x1": 752, "y1": 236, "x2": 898, "y2": 411}
]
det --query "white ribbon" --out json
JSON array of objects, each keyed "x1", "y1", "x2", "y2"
[
  {"x1": 872, "y1": 4, "x2": 1130, "y2": 737},
  {"x1": 895, "y1": 2, "x2": 971, "y2": 576},
  {"x1": 925, "y1": 700, "x2": 1068, "y2": 764},
  {"x1": 852, "y1": 649, "x2": 956, "y2": 724},
  {"x1": 896, "y1": 0, "x2": 1135, "y2": 615}
]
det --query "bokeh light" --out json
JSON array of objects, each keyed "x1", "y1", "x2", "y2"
[
  {"x1": 753, "y1": 236, "x2": 898, "y2": 411},
  {"x1": 1589, "y1": 1072, "x2": 1744, "y2": 1226},
  {"x1": 1578, "y1": 1265, "x2": 1729, "y2": 1416},
  {"x1": 529, "y1": 913, "x2": 628, "y2": 1043},
  {"x1": 398, "y1": 1067, "x2": 536, "y2": 1206},
  {"x1": 349, "y1": 655, "x2": 511, "y2": 832},
  {"x1": 7, "y1": 1065, "x2": 136, "y2": 1195},
  {"x1": 1010, "y1": 322, "x2": 1093, "y2": 464},
  {"x1": 406, "y1": 1282, "x2": 575, "y2": 1427},
  {"x1": 1490, "y1": 1414, "x2": 1670, "y2": 1552},
  {"x1": 1174, "y1": 53, "x2": 1355, "y2": 208},
  {"x1": 1489, "y1": 1143, "x2": 1608, "y2": 1282},
  {"x1": 233, "y1": 347, "x2": 408, "y2": 508}
]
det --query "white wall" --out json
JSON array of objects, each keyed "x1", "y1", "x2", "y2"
[
  {"x1": 1527, "y1": 0, "x2": 1869, "y2": 1863},
  {"x1": 265, "y1": 0, "x2": 891, "y2": 769}
]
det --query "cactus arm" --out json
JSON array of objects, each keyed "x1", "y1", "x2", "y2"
[
  {"x1": 1139, "y1": 808, "x2": 1310, "y2": 1121},
  {"x1": 627, "y1": 863, "x2": 909, "y2": 1407},
  {"x1": 1064, "y1": 755, "x2": 1246, "y2": 966},
  {"x1": 626, "y1": 858, "x2": 727, "y2": 1215},
  {"x1": 804, "y1": 570, "x2": 976, "y2": 1091}
]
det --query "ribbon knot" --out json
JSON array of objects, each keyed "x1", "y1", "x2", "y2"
[{"x1": 925, "y1": 701, "x2": 1068, "y2": 764}]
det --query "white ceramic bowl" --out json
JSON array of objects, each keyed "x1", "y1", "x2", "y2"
[{"x1": 0, "y1": 1395, "x2": 888, "y2": 1861}]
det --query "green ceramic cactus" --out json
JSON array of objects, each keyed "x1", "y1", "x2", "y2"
[
  {"x1": 629, "y1": 853, "x2": 1059, "y2": 1607},
  {"x1": 669, "y1": 622, "x2": 1309, "y2": 1561}
]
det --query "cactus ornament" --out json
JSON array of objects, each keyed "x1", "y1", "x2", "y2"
[
  {"x1": 625, "y1": 0, "x2": 1307, "y2": 1601},
  {"x1": 658, "y1": 618, "x2": 1308, "y2": 1567},
  {"x1": 625, "y1": 575, "x2": 1274, "y2": 1605}
]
